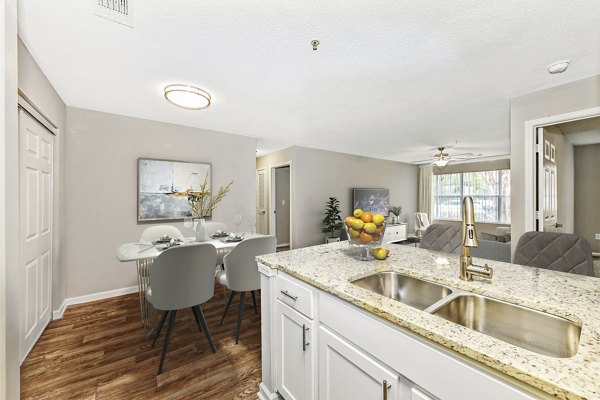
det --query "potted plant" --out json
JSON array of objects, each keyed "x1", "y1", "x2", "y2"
[
  {"x1": 322, "y1": 197, "x2": 343, "y2": 243},
  {"x1": 389, "y1": 205, "x2": 402, "y2": 224}
]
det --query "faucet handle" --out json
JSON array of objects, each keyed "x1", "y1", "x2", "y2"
[{"x1": 467, "y1": 263, "x2": 493, "y2": 280}]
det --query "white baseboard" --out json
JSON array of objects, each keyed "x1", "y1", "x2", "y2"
[
  {"x1": 258, "y1": 383, "x2": 281, "y2": 400},
  {"x1": 52, "y1": 285, "x2": 138, "y2": 320},
  {"x1": 52, "y1": 300, "x2": 68, "y2": 320},
  {"x1": 276, "y1": 243, "x2": 290, "y2": 247}
]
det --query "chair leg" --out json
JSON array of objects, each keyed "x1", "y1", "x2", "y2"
[
  {"x1": 152, "y1": 311, "x2": 169, "y2": 348},
  {"x1": 191, "y1": 307, "x2": 202, "y2": 331},
  {"x1": 158, "y1": 309, "x2": 177, "y2": 375},
  {"x1": 251, "y1": 290, "x2": 258, "y2": 314},
  {"x1": 219, "y1": 291, "x2": 236, "y2": 326},
  {"x1": 194, "y1": 305, "x2": 216, "y2": 353},
  {"x1": 236, "y1": 291, "x2": 246, "y2": 344}
]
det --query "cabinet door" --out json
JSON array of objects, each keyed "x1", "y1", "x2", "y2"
[
  {"x1": 409, "y1": 386, "x2": 437, "y2": 400},
  {"x1": 319, "y1": 326, "x2": 400, "y2": 400},
  {"x1": 275, "y1": 300, "x2": 314, "y2": 400}
]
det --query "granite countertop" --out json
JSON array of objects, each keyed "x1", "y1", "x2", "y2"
[{"x1": 257, "y1": 242, "x2": 600, "y2": 400}]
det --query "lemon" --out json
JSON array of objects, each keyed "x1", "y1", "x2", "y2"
[
  {"x1": 372, "y1": 214, "x2": 385, "y2": 225},
  {"x1": 373, "y1": 247, "x2": 387, "y2": 260}
]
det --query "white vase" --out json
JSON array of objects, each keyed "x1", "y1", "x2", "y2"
[{"x1": 195, "y1": 218, "x2": 208, "y2": 242}]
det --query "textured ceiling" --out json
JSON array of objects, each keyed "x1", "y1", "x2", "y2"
[
  {"x1": 18, "y1": 1, "x2": 600, "y2": 162},
  {"x1": 557, "y1": 116, "x2": 600, "y2": 146}
]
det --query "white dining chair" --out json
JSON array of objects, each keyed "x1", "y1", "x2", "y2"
[
  {"x1": 216, "y1": 236, "x2": 277, "y2": 344},
  {"x1": 139, "y1": 225, "x2": 184, "y2": 244},
  {"x1": 145, "y1": 243, "x2": 217, "y2": 374}
]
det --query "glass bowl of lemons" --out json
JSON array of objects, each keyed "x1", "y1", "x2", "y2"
[{"x1": 344, "y1": 209, "x2": 386, "y2": 260}]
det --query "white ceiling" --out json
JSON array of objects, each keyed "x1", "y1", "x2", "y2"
[
  {"x1": 556, "y1": 116, "x2": 600, "y2": 146},
  {"x1": 18, "y1": 1, "x2": 600, "y2": 162}
]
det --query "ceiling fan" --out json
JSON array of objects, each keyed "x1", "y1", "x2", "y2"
[{"x1": 411, "y1": 147, "x2": 481, "y2": 167}]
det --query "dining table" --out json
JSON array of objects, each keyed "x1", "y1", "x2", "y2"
[{"x1": 116, "y1": 233, "x2": 266, "y2": 337}]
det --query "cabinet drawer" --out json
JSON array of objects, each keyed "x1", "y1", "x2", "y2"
[
  {"x1": 384, "y1": 224, "x2": 407, "y2": 243},
  {"x1": 276, "y1": 274, "x2": 314, "y2": 319}
]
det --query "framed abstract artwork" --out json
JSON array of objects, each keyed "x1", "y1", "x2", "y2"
[
  {"x1": 353, "y1": 188, "x2": 390, "y2": 216},
  {"x1": 137, "y1": 158, "x2": 211, "y2": 222}
]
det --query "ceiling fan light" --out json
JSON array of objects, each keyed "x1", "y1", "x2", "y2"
[
  {"x1": 434, "y1": 159, "x2": 449, "y2": 167},
  {"x1": 164, "y1": 84, "x2": 211, "y2": 110}
]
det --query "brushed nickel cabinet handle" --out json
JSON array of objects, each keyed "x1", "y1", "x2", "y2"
[
  {"x1": 302, "y1": 324, "x2": 310, "y2": 351},
  {"x1": 280, "y1": 290, "x2": 298, "y2": 301}
]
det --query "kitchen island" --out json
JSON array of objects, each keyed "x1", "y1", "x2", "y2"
[{"x1": 256, "y1": 242, "x2": 600, "y2": 400}]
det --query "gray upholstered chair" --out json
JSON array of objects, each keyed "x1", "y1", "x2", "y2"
[
  {"x1": 419, "y1": 224, "x2": 462, "y2": 254},
  {"x1": 145, "y1": 243, "x2": 217, "y2": 374},
  {"x1": 513, "y1": 231, "x2": 593, "y2": 276},
  {"x1": 216, "y1": 236, "x2": 277, "y2": 344},
  {"x1": 139, "y1": 225, "x2": 184, "y2": 244}
]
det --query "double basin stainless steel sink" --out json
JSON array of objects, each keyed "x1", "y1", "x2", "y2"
[{"x1": 351, "y1": 272, "x2": 581, "y2": 358}]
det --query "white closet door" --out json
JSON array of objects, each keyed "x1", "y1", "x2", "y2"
[{"x1": 19, "y1": 108, "x2": 53, "y2": 363}]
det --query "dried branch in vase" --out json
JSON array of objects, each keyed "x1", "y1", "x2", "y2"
[{"x1": 174, "y1": 172, "x2": 233, "y2": 218}]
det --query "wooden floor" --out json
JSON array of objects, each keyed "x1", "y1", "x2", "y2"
[{"x1": 21, "y1": 286, "x2": 262, "y2": 399}]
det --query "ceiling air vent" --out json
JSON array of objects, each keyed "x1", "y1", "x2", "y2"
[{"x1": 92, "y1": 0, "x2": 133, "y2": 27}]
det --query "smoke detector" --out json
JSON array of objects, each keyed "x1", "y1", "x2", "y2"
[
  {"x1": 92, "y1": 0, "x2": 133, "y2": 27},
  {"x1": 547, "y1": 60, "x2": 570, "y2": 74}
]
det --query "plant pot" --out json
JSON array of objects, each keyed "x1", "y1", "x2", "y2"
[{"x1": 325, "y1": 236, "x2": 340, "y2": 244}]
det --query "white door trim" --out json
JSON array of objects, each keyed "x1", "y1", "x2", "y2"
[
  {"x1": 18, "y1": 92, "x2": 58, "y2": 135},
  {"x1": 523, "y1": 106, "x2": 600, "y2": 232},
  {"x1": 269, "y1": 161, "x2": 293, "y2": 249}
]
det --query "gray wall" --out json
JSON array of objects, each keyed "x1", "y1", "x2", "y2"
[
  {"x1": 18, "y1": 39, "x2": 68, "y2": 311},
  {"x1": 2, "y1": 1, "x2": 19, "y2": 398},
  {"x1": 257, "y1": 146, "x2": 418, "y2": 249},
  {"x1": 65, "y1": 107, "x2": 256, "y2": 298},
  {"x1": 574, "y1": 144, "x2": 600, "y2": 253},
  {"x1": 510, "y1": 75, "x2": 600, "y2": 253}
]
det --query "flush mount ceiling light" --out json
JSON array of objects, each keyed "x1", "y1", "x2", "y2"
[
  {"x1": 547, "y1": 60, "x2": 570, "y2": 74},
  {"x1": 164, "y1": 84, "x2": 211, "y2": 110}
]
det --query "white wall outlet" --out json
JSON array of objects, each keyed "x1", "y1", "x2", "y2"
[{"x1": 595, "y1": 233, "x2": 600, "y2": 241}]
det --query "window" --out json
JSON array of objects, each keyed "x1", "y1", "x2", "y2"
[{"x1": 433, "y1": 170, "x2": 510, "y2": 224}]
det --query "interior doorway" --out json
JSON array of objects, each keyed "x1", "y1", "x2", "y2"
[
  {"x1": 534, "y1": 115, "x2": 600, "y2": 256},
  {"x1": 270, "y1": 163, "x2": 291, "y2": 249},
  {"x1": 256, "y1": 168, "x2": 268, "y2": 234},
  {"x1": 538, "y1": 116, "x2": 600, "y2": 256}
]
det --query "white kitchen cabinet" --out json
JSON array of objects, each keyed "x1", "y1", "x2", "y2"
[
  {"x1": 259, "y1": 269, "x2": 548, "y2": 400},
  {"x1": 410, "y1": 386, "x2": 436, "y2": 400},
  {"x1": 383, "y1": 223, "x2": 407, "y2": 243},
  {"x1": 275, "y1": 300, "x2": 314, "y2": 400},
  {"x1": 319, "y1": 325, "x2": 400, "y2": 400}
]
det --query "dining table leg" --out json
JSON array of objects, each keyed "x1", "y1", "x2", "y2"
[{"x1": 136, "y1": 258, "x2": 160, "y2": 338}]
